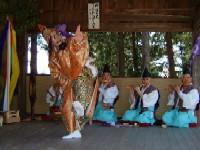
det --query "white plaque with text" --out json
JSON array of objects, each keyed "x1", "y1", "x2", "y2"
[{"x1": 88, "y1": 2, "x2": 100, "y2": 29}]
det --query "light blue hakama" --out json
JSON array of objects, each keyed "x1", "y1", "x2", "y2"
[
  {"x1": 93, "y1": 101, "x2": 102, "y2": 120},
  {"x1": 122, "y1": 108, "x2": 140, "y2": 121},
  {"x1": 93, "y1": 101, "x2": 117, "y2": 124},
  {"x1": 136, "y1": 106, "x2": 155, "y2": 124},
  {"x1": 162, "y1": 108, "x2": 197, "y2": 128},
  {"x1": 162, "y1": 108, "x2": 178, "y2": 126}
]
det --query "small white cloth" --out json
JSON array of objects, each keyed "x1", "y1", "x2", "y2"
[
  {"x1": 72, "y1": 101, "x2": 84, "y2": 117},
  {"x1": 85, "y1": 57, "x2": 98, "y2": 78}
]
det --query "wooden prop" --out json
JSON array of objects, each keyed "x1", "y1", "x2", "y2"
[{"x1": 4, "y1": 110, "x2": 20, "y2": 123}]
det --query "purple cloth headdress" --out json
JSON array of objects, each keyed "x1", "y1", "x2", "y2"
[{"x1": 55, "y1": 24, "x2": 72, "y2": 38}]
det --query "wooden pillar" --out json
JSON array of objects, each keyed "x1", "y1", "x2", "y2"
[
  {"x1": 17, "y1": 33, "x2": 27, "y2": 118},
  {"x1": 141, "y1": 32, "x2": 150, "y2": 70},
  {"x1": 165, "y1": 32, "x2": 176, "y2": 78},
  {"x1": 29, "y1": 33, "x2": 37, "y2": 120},
  {"x1": 118, "y1": 32, "x2": 125, "y2": 76},
  {"x1": 132, "y1": 32, "x2": 140, "y2": 76}
]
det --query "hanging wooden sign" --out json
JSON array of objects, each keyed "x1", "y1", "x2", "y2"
[{"x1": 88, "y1": 2, "x2": 100, "y2": 29}]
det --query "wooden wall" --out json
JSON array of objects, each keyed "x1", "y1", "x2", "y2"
[
  {"x1": 26, "y1": 76, "x2": 180, "y2": 119},
  {"x1": 39, "y1": 0, "x2": 193, "y2": 32},
  {"x1": 193, "y1": 0, "x2": 200, "y2": 37}
]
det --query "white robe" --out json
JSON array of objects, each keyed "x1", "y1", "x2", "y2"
[
  {"x1": 167, "y1": 89, "x2": 199, "y2": 110},
  {"x1": 141, "y1": 86, "x2": 159, "y2": 108},
  {"x1": 98, "y1": 84, "x2": 119, "y2": 105}
]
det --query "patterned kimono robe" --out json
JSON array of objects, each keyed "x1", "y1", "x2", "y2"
[
  {"x1": 162, "y1": 84, "x2": 199, "y2": 127},
  {"x1": 122, "y1": 85, "x2": 159, "y2": 125},
  {"x1": 72, "y1": 67, "x2": 96, "y2": 126}
]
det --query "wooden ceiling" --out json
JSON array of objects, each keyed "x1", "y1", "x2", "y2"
[{"x1": 39, "y1": 0, "x2": 197, "y2": 32}]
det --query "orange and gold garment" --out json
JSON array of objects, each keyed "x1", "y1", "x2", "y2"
[
  {"x1": 39, "y1": 25, "x2": 89, "y2": 133},
  {"x1": 50, "y1": 35, "x2": 89, "y2": 133}
]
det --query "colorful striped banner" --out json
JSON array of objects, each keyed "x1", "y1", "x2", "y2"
[{"x1": 0, "y1": 20, "x2": 20, "y2": 112}]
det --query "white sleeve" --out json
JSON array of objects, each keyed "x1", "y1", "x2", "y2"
[
  {"x1": 46, "y1": 86, "x2": 55, "y2": 106},
  {"x1": 167, "y1": 92, "x2": 175, "y2": 106},
  {"x1": 97, "y1": 84, "x2": 105, "y2": 102},
  {"x1": 46, "y1": 94, "x2": 51, "y2": 103},
  {"x1": 98, "y1": 84, "x2": 105, "y2": 94},
  {"x1": 49, "y1": 87, "x2": 55, "y2": 96},
  {"x1": 103, "y1": 85, "x2": 119, "y2": 99},
  {"x1": 143, "y1": 90, "x2": 159, "y2": 107},
  {"x1": 103, "y1": 85, "x2": 119, "y2": 104},
  {"x1": 59, "y1": 88, "x2": 63, "y2": 94},
  {"x1": 57, "y1": 88, "x2": 63, "y2": 100},
  {"x1": 178, "y1": 89, "x2": 199, "y2": 110}
]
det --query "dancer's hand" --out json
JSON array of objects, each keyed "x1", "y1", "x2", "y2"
[
  {"x1": 38, "y1": 24, "x2": 46, "y2": 32},
  {"x1": 135, "y1": 86, "x2": 142, "y2": 97},
  {"x1": 174, "y1": 85, "x2": 180, "y2": 94},
  {"x1": 168, "y1": 84, "x2": 174, "y2": 94},
  {"x1": 73, "y1": 25, "x2": 83, "y2": 42}
]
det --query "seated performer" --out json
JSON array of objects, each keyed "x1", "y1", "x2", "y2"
[
  {"x1": 121, "y1": 85, "x2": 140, "y2": 122},
  {"x1": 162, "y1": 67, "x2": 199, "y2": 128},
  {"x1": 46, "y1": 82, "x2": 63, "y2": 115},
  {"x1": 93, "y1": 64, "x2": 119, "y2": 126},
  {"x1": 122, "y1": 67, "x2": 159, "y2": 126}
]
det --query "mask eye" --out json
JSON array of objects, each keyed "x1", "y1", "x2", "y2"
[{"x1": 59, "y1": 42, "x2": 67, "y2": 50}]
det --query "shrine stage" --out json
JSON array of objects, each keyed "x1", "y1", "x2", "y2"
[{"x1": 1, "y1": 121, "x2": 200, "y2": 150}]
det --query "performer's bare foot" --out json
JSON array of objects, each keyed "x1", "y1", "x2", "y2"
[
  {"x1": 89, "y1": 120, "x2": 93, "y2": 125},
  {"x1": 134, "y1": 122, "x2": 138, "y2": 127},
  {"x1": 62, "y1": 130, "x2": 82, "y2": 139}
]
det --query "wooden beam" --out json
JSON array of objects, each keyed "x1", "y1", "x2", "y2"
[
  {"x1": 37, "y1": 22, "x2": 192, "y2": 32},
  {"x1": 102, "y1": 0, "x2": 192, "y2": 10},
  {"x1": 103, "y1": 14, "x2": 192, "y2": 23},
  {"x1": 101, "y1": 22, "x2": 192, "y2": 32},
  {"x1": 38, "y1": 0, "x2": 194, "y2": 32},
  {"x1": 103, "y1": 8, "x2": 193, "y2": 15}
]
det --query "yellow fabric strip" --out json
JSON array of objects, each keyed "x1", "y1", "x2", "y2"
[{"x1": 9, "y1": 24, "x2": 20, "y2": 104}]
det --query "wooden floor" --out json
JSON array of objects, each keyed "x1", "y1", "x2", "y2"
[{"x1": 1, "y1": 121, "x2": 200, "y2": 150}]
